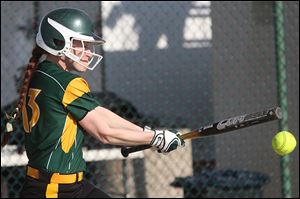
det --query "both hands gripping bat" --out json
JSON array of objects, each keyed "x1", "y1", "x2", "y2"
[{"x1": 121, "y1": 106, "x2": 282, "y2": 157}]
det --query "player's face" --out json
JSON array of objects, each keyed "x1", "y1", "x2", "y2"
[{"x1": 67, "y1": 40, "x2": 93, "y2": 72}]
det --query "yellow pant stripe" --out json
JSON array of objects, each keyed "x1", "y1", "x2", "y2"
[{"x1": 46, "y1": 183, "x2": 58, "y2": 198}]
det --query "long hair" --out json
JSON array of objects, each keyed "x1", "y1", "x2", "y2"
[
  {"x1": 18, "y1": 46, "x2": 45, "y2": 110},
  {"x1": 1, "y1": 46, "x2": 45, "y2": 147}
]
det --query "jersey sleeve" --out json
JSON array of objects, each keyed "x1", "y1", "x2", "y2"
[{"x1": 62, "y1": 77, "x2": 100, "y2": 121}]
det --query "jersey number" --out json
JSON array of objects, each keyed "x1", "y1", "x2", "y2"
[{"x1": 22, "y1": 88, "x2": 42, "y2": 133}]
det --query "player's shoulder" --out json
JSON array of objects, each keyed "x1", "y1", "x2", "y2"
[{"x1": 65, "y1": 76, "x2": 90, "y2": 94}]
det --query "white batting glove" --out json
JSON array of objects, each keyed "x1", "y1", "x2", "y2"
[
  {"x1": 143, "y1": 126, "x2": 152, "y2": 132},
  {"x1": 150, "y1": 129, "x2": 184, "y2": 153},
  {"x1": 142, "y1": 126, "x2": 158, "y2": 151}
]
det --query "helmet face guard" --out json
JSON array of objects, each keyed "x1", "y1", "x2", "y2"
[
  {"x1": 36, "y1": 8, "x2": 105, "y2": 70},
  {"x1": 67, "y1": 38, "x2": 103, "y2": 71}
]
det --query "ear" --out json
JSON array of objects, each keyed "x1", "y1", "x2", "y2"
[{"x1": 61, "y1": 55, "x2": 67, "y2": 60}]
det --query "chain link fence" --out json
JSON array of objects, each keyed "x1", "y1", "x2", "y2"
[{"x1": 1, "y1": 1, "x2": 299, "y2": 198}]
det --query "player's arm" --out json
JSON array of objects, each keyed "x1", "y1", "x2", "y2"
[
  {"x1": 79, "y1": 107, "x2": 154, "y2": 146},
  {"x1": 94, "y1": 106, "x2": 143, "y2": 132},
  {"x1": 79, "y1": 107, "x2": 184, "y2": 153}
]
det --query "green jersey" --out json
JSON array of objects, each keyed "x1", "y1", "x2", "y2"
[{"x1": 22, "y1": 60, "x2": 100, "y2": 173}]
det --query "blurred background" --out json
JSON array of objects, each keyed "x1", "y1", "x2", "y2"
[{"x1": 1, "y1": 1, "x2": 299, "y2": 198}]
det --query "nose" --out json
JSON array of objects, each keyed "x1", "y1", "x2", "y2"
[
  {"x1": 85, "y1": 51, "x2": 92, "y2": 59},
  {"x1": 85, "y1": 47, "x2": 92, "y2": 53},
  {"x1": 83, "y1": 46, "x2": 92, "y2": 57}
]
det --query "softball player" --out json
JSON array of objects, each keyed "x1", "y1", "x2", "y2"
[{"x1": 3, "y1": 8, "x2": 184, "y2": 198}]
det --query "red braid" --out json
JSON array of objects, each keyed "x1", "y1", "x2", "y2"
[
  {"x1": 1, "y1": 46, "x2": 45, "y2": 148},
  {"x1": 18, "y1": 46, "x2": 45, "y2": 110}
]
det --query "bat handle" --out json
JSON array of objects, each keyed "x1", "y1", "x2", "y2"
[{"x1": 121, "y1": 145, "x2": 152, "y2": 157}]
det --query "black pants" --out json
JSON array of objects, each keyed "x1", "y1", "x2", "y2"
[{"x1": 20, "y1": 176, "x2": 111, "y2": 198}]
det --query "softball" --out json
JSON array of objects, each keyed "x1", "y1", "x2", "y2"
[{"x1": 272, "y1": 131, "x2": 297, "y2": 156}]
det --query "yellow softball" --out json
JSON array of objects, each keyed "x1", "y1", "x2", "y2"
[{"x1": 272, "y1": 131, "x2": 297, "y2": 156}]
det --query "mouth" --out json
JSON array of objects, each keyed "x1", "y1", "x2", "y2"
[{"x1": 80, "y1": 59, "x2": 90, "y2": 63}]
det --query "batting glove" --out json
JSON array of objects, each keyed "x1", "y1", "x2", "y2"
[{"x1": 150, "y1": 129, "x2": 184, "y2": 153}]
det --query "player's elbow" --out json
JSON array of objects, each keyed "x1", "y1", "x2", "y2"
[
  {"x1": 97, "y1": 134, "x2": 111, "y2": 144},
  {"x1": 78, "y1": 106, "x2": 118, "y2": 145},
  {"x1": 100, "y1": 136, "x2": 116, "y2": 145},
  {"x1": 84, "y1": 128, "x2": 111, "y2": 144},
  {"x1": 97, "y1": 128, "x2": 124, "y2": 145},
  {"x1": 96, "y1": 127, "x2": 116, "y2": 145}
]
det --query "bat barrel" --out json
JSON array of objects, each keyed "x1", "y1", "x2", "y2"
[{"x1": 121, "y1": 106, "x2": 282, "y2": 157}]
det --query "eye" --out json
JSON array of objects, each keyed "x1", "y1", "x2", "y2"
[
  {"x1": 84, "y1": 43, "x2": 91, "y2": 48},
  {"x1": 84, "y1": 43, "x2": 93, "y2": 50}
]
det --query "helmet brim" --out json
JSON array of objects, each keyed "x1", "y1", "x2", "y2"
[
  {"x1": 71, "y1": 34, "x2": 105, "y2": 45},
  {"x1": 91, "y1": 32, "x2": 106, "y2": 44}
]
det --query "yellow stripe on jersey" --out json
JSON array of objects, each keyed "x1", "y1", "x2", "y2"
[
  {"x1": 46, "y1": 183, "x2": 58, "y2": 198},
  {"x1": 22, "y1": 88, "x2": 42, "y2": 133},
  {"x1": 28, "y1": 88, "x2": 42, "y2": 131},
  {"x1": 61, "y1": 113, "x2": 77, "y2": 153},
  {"x1": 62, "y1": 77, "x2": 90, "y2": 107}
]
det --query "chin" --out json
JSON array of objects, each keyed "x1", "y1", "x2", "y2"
[
  {"x1": 73, "y1": 63, "x2": 88, "y2": 72},
  {"x1": 78, "y1": 67, "x2": 88, "y2": 72}
]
